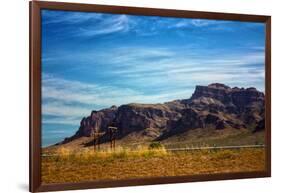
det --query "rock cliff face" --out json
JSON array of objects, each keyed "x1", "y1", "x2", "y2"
[{"x1": 62, "y1": 83, "x2": 265, "y2": 144}]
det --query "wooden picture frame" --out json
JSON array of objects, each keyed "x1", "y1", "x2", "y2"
[{"x1": 30, "y1": 1, "x2": 271, "y2": 192}]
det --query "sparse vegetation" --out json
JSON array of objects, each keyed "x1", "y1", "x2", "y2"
[
  {"x1": 53, "y1": 145, "x2": 169, "y2": 160},
  {"x1": 149, "y1": 142, "x2": 164, "y2": 149},
  {"x1": 42, "y1": 146, "x2": 265, "y2": 184},
  {"x1": 41, "y1": 83, "x2": 266, "y2": 184}
]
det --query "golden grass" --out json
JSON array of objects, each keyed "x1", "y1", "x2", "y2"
[
  {"x1": 42, "y1": 147, "x2": 265, "y2": 184},
  {"x1": 52, "y1": 145, "x2": 168, "y2": 160}
]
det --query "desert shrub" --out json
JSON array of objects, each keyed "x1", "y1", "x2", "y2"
[
  {"x1": 55, "y1": 147, "x2": 72, "y2": 160},
  {"x1": 148, "y1": 142, "x2": 163, "y2": 149},
  {"x1": 77, "y1": 148, "x2": 96, "y2": 162},
  {"x1": 214, "y1": 149, "x2": 236, "y2": 160},
  {"x1": 111, "y1": 148, "x2": 129, "y2": 159},
  {"x1": 52, "y1": 144, "x2": 169, "y2": 162}
]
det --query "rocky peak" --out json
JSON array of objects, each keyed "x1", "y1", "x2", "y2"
[
  {"x1": 231, "y1": 88, "x2": 264, "y2": 109},
  {"x1": 208, "y1": 83, "x2": 231, "y2": 90},
  {"x1": 76, "y1": 106, "x2": 117, "y2": 137},
  {"x1": 190, "y1": 84, "x2": 232, "y2": 103},
  {"x1": 190, "y1": 84, "x2": 264, "y2": 107},
  {"x1": 61, "y1": 83, "x2": 265, "y2": 145}
]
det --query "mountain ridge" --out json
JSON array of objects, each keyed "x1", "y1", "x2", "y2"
[{"x1": 56, "y1": 83, "x2": 265, "y2": 147}]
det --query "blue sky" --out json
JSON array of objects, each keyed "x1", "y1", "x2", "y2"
[{"x1": 41, "y1": 9, "x2": 265, "y2": 147}]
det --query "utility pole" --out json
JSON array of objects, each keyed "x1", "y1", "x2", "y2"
[
  {"x1": 91, "y1": 129, "x2": 104, "y2": 151},
  {"x1": 108, "y1": 126, "x2": 118, "y2": 150}
]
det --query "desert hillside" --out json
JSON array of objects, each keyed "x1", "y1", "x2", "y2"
[
  {"x1": 46, "y1": 83, "x2": 265, "y2": 150},
  {"x1": 42, "y1": 83, "x2": 266, "y2": 184}
]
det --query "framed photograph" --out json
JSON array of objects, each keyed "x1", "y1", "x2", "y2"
[{"x1": 30, "y1": 1, "x2": 271, "y2": 192}]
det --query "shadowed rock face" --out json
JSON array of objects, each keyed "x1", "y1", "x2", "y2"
[
  {"x1": 77, "y1": 106, "x2": 118, "y2": 137},
  {"x1": 114, "y1": 104, "x2": 180, "y2": 136},
  {"x1": 62, "y1": 83, "x2": 265, "y2": 144},
  {"x1": 191, "y1": 83, "x2": 232, "y2": 104}
]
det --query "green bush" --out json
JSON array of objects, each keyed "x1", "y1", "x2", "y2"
[{"x1": 149, "y1": 142, "x2": 163, "y2": 149}]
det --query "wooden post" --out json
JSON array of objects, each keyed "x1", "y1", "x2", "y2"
[
  {"x1": 108, "y1": 126, "x2": 118, "y2": 150},
  {"x1": 92, "y1": 130, "x2": 104, "y2": 151},
  {"x1": 112, "y1": 136, "x2": 115, "y2": 150},
  {"x1": 93, "y1": 133, "x2": 96, "y2": 151},
  {"x1": 97, "y1": 135, "x2": 100, "y2": 150}
]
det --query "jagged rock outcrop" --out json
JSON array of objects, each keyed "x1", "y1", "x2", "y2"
[
  {"x1": 77, "y1": 105, "x2": 117, "y2": 137},
  {"x1": 115, "y1": 104, "x2": 181, "y2": 136},
  {"x1": 61, "y1": 83, "x2": 265, "y2": 144},
  {"x1": 191, "y1": 83, "x2": 233, "y2": 104}
]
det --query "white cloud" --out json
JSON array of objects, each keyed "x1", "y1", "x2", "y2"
[
  {"x1": 42, "y1": 45, "x2": 265, "y2": 126},
  {"x1": 77, "y1": 15, "x2": 130, "y2": 37},
  {"x1": 42, "y1": 72, "x2": 194, "y2": 125},
  {"x1": 42, "y1": 10, "x2": 103, "y2": 25},
  {"x1": 43, "y1": 10, "x2": 132, "y2": 37},
  {"x1": 170, "y1": 19, "x2": 231, "y2": 29},
  {"x1": 191, "y1": 19, "x2": 216, "y2": 27},
  {"x1": 93, "y1": 46, "x2": 265, "y2": 88}
]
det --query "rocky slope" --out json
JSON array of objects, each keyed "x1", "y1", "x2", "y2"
[{"x1": 59, "y1": 83, "x2": 265, "y2": 145}]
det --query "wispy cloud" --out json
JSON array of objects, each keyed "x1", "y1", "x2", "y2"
[
  {"x1": 170, "y1": 19, "x2": 233, "y2": 31},
  {"x1": 42, "y1": 10, "x2": 103, "y2": 25},
  {"x1": 77, "y1": 46, "x2": 265, "y2": 90},
  {"x1": 41, "y1": 10, "x2": 265, "y2": 146},
  {"x1": 42, "y1": 10, "x2": 261, "y2": 38},
  {"x1": 76, "y1": 15, "x2": 130, "y2": 37},
  {"x1": 42, "y1": 10, "x2": 132, "y2": 37},
  {"x1": 42, "y1": 72, "x2": 194, "y2": 125},
  {"x1": 42, "y1": 44, "x2": 265, "y2": 126}
]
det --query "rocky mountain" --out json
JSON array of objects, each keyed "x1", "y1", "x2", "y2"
[{"x1": 59, "y1": 83, "x2": 265, "y2": 145}]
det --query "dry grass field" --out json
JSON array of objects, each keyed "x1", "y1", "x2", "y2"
[{"x1": 41, "y1": 146, "x2": 265, "y2": 184}]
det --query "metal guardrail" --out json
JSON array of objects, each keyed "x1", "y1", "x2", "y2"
[{"x1": 166, "y1": 144, "x2": 265, "y2": 152}]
